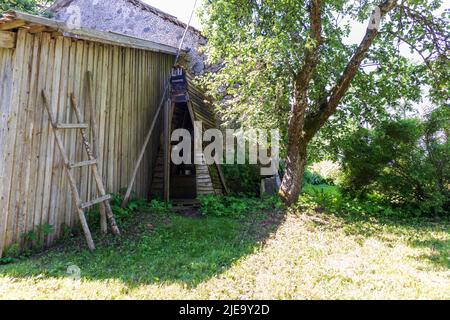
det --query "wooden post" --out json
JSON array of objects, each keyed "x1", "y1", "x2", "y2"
[{"x1": 163, "y1": 100, "x2": 172, "y2": 202}]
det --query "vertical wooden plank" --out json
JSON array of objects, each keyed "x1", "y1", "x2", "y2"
[
  {"x1": 40, "y1": 36, "x2": 58, "y2": 246},
  {"x1": 163, "y1": 99, "x2": 171, "y2": 201},
  {"x1": 142, "y1": 51, "x2": 149, "y2": 197},
  {"x1": 51, "y1": 36, "x2": 71, "y2": 240},
  {"x1": 132, "y1": 49, "x2": 137, "y2": 194},
  {"x1": 137, "y1": 50, "x2": 143, "y2": 197},
  {"x1": 33, "y1": 33, "x2": 52, "y2": 244},
  {"x1": 46, "y1": 36, "x2": 64, "y2": 245},
  {"x1": 119, "y1": 48, "x2": 126, "y2": 189},
  {"x1": 98, "y1": 45, "x2": 109, "y2": 190},
  {"x1": 64, "y1": 38, "x2": 76, "y2": 227},
  {"x1": 114, "y1": 47, "x2": 123, "y2": 191},
  {"x1": 132, "y1": 49, "x2": 141, "y2": 194},
  {"x1": 85, "y1": 42, "x2": 95, "y2": 203},
  {"x1": 103, "y1": 47, "x2": 112, "y2": 190},
  {"x1": 122, "y1": 47, "x2": 131, "y2": 189},
  {"x1": 58, "y1": 37, "x2": 74, "y2": 238},
  {"x1": 76, "y1": 41, "x2": 88, "y2": 210},
  {"x1": 7, "y1": 31, "x2": 34, "y2": 247},
  {"x1": 0, "y1": 45, "x2": 15, "y2": 256},
  {"x1": 149, "y1": 51, "x2": 158, "y2": 197},
  {"x1": 107, "y1": 46, "x2": 119, "y2": 191},
  {"x1": 22, "y1": 33, "x2": 41, "y2": 241}
]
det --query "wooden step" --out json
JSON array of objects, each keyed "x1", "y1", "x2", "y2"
[
  {"x1": 172, "y1": 199, "x2": 201, "y2": 208},
  {"x1": 69, "y1": 159, "x2": 97, "y2": 169},
  {"x1": 80, "y1": 194, "x2": 112, "y2": 209},
  {"x1": 56, "y1": 123, "x2": 89, "y2": 129}
]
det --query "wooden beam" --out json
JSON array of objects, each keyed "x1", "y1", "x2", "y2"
[
  {"x1": 27, "y1": 25, "x2": 48, "y2": 34},
  {"x1": 69, "y1": 159, "x2": 98, "y2": 169},
  {"x1": 163, "y1": 100, "x2": 172, "y2": 202},
  {"x1": 80, "y1": 195, "x2": 112, "y2": 210},
  {"x1": 0, "y1": 20, "x2": 25, "y2": 31},
  {"x1": 0, "y1": 31, "x2": 16, "y2": 48},
  {"x1": 216, "y1": 163, "x2": 230, "y2": 194},
  {"x1": 121, "y1": 83, "x2": 169, "y2": 208},
  {"x1": 7, "y1": 11, "x2": 178, "y2": 54},
  {"x1": 56, "y1": 123, "x2": 89, "y2": 129}
]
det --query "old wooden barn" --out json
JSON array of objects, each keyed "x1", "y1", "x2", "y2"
[{"x1": 0, "y1": 11, "x2": 225, "y2": 256}]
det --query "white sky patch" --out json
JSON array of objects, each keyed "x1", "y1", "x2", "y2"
[{"x1": 142, "y1": 0, "x2": 204, "y2": 30}]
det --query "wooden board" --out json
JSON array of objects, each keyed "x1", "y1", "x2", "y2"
[
  {"x1": 0, "y1": 29, "x2": 173, "y2": 256},
  {"x1": 0, "y1": 31, "x2": 16, "y2": 48}
]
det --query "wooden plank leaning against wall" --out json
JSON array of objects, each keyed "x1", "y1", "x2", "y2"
[{"x1": 0, "y1": 29, "x2": 174, "y2": 257}]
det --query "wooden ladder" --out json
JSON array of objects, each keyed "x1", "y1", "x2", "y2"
[{"x1": 41, "y1": 90, "x2": 120, "y2": 251}]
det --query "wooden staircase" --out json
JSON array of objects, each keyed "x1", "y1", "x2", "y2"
[{"x1": 150, "y1": 148, "x2": 165, "y2": 199}]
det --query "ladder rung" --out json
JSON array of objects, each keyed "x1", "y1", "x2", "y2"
[
  {"x1": 80, "y1": 195, "x2": 112, "y2": 209},
  {"x1": 56, "y1": 123, "x2": 89, "y2": 129},
  {"x1": 69, "y1": 159, "x2": 98, "y2": 169}
]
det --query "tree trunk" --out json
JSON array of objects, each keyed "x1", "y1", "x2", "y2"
[
  {"x1": 279, "y1": 140, "x2": 308, "y2": 206},
  {"x1": 277, "y1": 0, "x2": 398, "y2": 207},
  {"x1": 279, "y1": 76, "x2": 309, "y2": 206}
]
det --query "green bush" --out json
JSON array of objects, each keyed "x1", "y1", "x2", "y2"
[
  {"x1": 299, "y1": 184, "x2": 405, "y2": 218},
  {"x1": 87, "y1": 193, "x2": 148, "y2": 227},
  {"x1": 148, "y1": 199, "x2": 173, "y2": 214},
  {"x1": 198, "y1": 194, "x2": 282, "y2": 218},
  {"x1": 339, "y1": 108, "x2": 449, "y2": 216},
  {"x1": 221, "y1": 164, "x2": 262, "y2": 196},
  {"x1": 22, "y1": 223, "x2": 54, "y2": 249},
  {"x1": 303, "y1": 169, "x2": 328, "y2": 186},
  {"x1": 109, "y1": 194, "x2": 148, "y2": 224}
]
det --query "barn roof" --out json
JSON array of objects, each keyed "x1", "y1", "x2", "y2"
[
  {"x1": 0, "y1": 10, "x2": 179, "y2": 54},
  {"x1": 50, "y1": 0, "x2": 202, "y2": 37}
]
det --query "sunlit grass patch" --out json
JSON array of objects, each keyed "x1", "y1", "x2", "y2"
[{"x1": 0, "y1": 198, "x2": 448, "y2": 300}]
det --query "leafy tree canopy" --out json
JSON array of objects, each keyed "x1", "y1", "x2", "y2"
[
  {"x1": 0, "y1": 0, "x2": 53, "y2": 15},
  {"x1": 201, "y1": 0, "x2": 447, "y2": 133},
  {"x1": 200, "y1": 0, "x2": 449, "y2": 205}
]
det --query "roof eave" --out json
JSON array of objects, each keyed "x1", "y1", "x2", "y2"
[{"x1": 0, "y1": 10, "x2": 179, "y2": 55}]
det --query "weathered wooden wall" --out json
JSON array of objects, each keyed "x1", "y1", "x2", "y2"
[{"x1": 0, "y1": 29, "x2": 173, "y2": 256}]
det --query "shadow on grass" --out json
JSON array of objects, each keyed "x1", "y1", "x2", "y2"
[
  {"x1": 0, "y1": 208, "x2": 286, "y2": 288},
  {"x1": 301, "y1": 184, "x2": 450, "y2": 270},
  {"x1": 409, "y1": 239, "x2": 450, "y2": 269},
  {"x1": 305, "y1": 205, "x2": 450, "y2": 269}
]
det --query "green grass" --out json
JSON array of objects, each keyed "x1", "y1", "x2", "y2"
[{"x1": 0, "y1": 192, "x2": 449, "y2": 299}]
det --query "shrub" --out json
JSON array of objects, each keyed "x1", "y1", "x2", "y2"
[
  {"x1": 87, "y1": 193, "x2": 148, "y2": 227},
  {"x1": 148, "y1": 199, "x2": 173, "y2": 214},
  {"x1": 198, "y1": 194, "x2": 282, "y2": 218},
  {"x1": 340, "y1": 110, "x2": 449, "y2": 216},
  {"x1": 22, "y1": 223, "x2": 54, "y2": 249},
  {"x1": 303, "y1": 169, "x2": 327, "y2": 186},
  {"x1": 221, "y1": 164, "x2": 262, "y2": 196},
  {"x1": 299, "y1": 184, "x2": 405, "y2": 218}
]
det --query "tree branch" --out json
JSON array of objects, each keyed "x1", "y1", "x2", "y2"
[
  {"x1": 304, "y1": 0, "x2": 398, "y2": 141},
  {"x1": 295, "y1": 0, "x2": 323, "y2": 87},
  {"x1": 288, "y1": 0, "x2": 323, "y2": 143}
]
